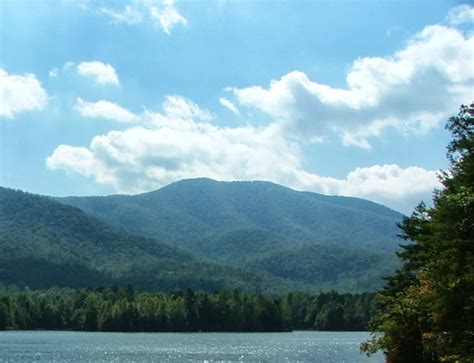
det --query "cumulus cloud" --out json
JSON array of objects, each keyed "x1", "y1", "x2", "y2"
[
  {"x1": 160, "y1": 95, "x2": 213, "y2": 122},
  {"x1": 99, "y1": 0, "x2": 187, "y2": 34},
  {"x1": 232, "y1": 24, "x2": 474, "y2": 148},
  {"x1": 47, "y1": 95, "x2": 439, "y2": 213},
  {"x1": 46, "y1": 145, "x2": 104, "y2": 180},
  {"x1": 447, "y1": 4, "x2": 474, "y2": 25},
  {"x1": 77, "y1": 61, "x2": 119, "y2": 86},
  {"x1": 47, "y1": 97, "x2": 295, "y2": 194},
  {"x1": 292, "y1": 164, "x2": 440, "y2": 213},
  {"x1": 48, "y1": 11, "x2": 474, "y2": 213},
  {"x1": 0, "y1": 69, "x2": 48, "y2": 118},
  {"x1": 74, "y1": 98, "x2": 138, "y2": 123},
  {"x1": 219, "y1": 97, "x2": 240, "y2": 115}
]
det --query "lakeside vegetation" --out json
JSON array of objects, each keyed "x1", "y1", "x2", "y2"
[
  {"x1": 362, "y1": 104, "x2": 474, "y2": 362},
  {"x1": 0, "y1": 287, "x2": 374, "y2": 332}
]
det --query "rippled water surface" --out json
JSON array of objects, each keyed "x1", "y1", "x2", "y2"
[{"x1": 0, "y1": 331, "x2": 384, "y2": 362}]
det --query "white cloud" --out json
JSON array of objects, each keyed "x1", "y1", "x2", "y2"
[
  {"x1": 77, "y1": 61, "x2": 119, "y2": 86},
  {"x1": 0, "y1": 69, "x2": 48, "y2": 118},
  {"x1": 233, "y1": 24, "x2": 474, "y2": 148},
  {"x1": 47, "y1": 95, "x2": 439, "y2": 213},
  {"x1": 292, "y1": 164, "x2": 440, "y2": 213},
  {"x1": 219, "y1": 97, "x2": 240, "y2": 115},
  {"x1": 148, "y1": 0, "x2": 187, "y2": 34},
  {"x1": 160, "y1": 95, "x2": 213, "y2": 122},
  {"x1": 74, "y1": 98, "x2": 138, "y2": 123},
  {"x1": 101, "y1": 5, "x2": 143, "y2": 25},
  {"x1": 98, "y1": 0, "x2": 187, "y2": 34},
  {"x1": 48, "y1": 68, "x2": 58, "y2": 78},
  {"x1": 447, "y1": 4, "x2": 474, "y2": 25},
  {"x1": 47, "y1": 97, "x2": 295, "y2": 194},
  {"x1": 63, "y1": 61, "x2": 75, "y2": 70},
  {"x1": 49, "y1": 11, "x2": 474, "y2": 214},
  {"x1": 46, "y1": 145, "x2": 102, "y2": 179}
]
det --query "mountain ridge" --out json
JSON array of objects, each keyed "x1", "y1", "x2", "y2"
[
  {"x1": 58, "y1": 178, "x2": 404, "y2": 291},
  {"x1": 0, "y1": 186, "x2": 291, "y2": 292},
  {"x1": 60, "y1": 178, "x2": 403, "y2": 250}
]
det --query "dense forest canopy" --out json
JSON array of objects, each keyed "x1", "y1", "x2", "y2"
[
  {"x1": 61, "y1": 178, "x2": 403, "y2": 254},
  {"x1": 0, "y1": 287, "x2": 375, "y2": 333},
  {"x1": 362, "y1": 103, "x2": 474, "y2": 362},
  {"x1": 0, "y1": 187, "x2": 293, "y2": 293},
  {"x1": 0, "y1": 178, "x2": 403, "y2": 293},
  {"x1": 59, "y1": 179, "x2": 404, "y2": 291}
]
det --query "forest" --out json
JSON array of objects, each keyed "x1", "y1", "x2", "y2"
[
  {"x1": 362, "y1": 103, "x2": 474, "y2": 362},
  {"x1": 0, "y1": 287, "x2": 374, "y2": 333},
  {"x1": 0, "y1": 97, "x2": 471, "y2": 360}
]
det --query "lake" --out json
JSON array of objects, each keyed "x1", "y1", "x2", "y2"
[{"x1": 0, "y1": 331, "x2": 384, "y2": 362}]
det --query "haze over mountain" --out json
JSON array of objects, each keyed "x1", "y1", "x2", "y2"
[{"x1": 60, "y1": 178, "x2": 404, "y2": 291}]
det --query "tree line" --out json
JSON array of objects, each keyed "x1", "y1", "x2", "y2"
[
  {"x1": 362, "y1": 104, "x2": 474, "y2": 362},
  {"x1": 0, "y1": 287, "x2": 375, "y2": 332}
]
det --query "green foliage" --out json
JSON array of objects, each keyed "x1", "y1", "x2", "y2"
[
  {"x1": 62, "y1": 179, "x2": 403, "y2": 253},
  {"x1": 286, "y1": 290, "x2": 376, "y2": 331},
  {"x1": 1, "y1": 145, "x2": 405, "y2": 294},
  {"x1": 0, "y1": 188, "x2": 291, "y2": 292},
  {"x1": 60, "y1": 178, "x2": 404, "y2": 291},
  {"x1": 247, "y1": 244, "x2": 399, "y2": 292},
  {"x1": 363, "y1": 104, "x2": 474, "y2": 362},
  {"x1": 0, "y1": 287, "x2": 375, "y2": 332}
]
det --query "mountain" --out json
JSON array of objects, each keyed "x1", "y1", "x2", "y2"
[
  {"x1": 0, "y1": 187, "x2": 288, "y2": 292},
  {"x1": 59, "y1": 178, "x2": 404, "y2": 291},
  {"x1": 61, "y1": 178, "x2": 403, "y2": 251},
  {"x1": 246, "y1": 245, "x2": 399, "y2": 292}
]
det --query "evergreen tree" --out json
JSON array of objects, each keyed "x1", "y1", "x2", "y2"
[{"x1": 363, "y1": 103, "x2": 474, "y2": 362}]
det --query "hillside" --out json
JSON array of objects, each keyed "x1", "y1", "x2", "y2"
[
  {"x1": 61, "y1": 178, "x2": 403, "y2": 252},
  {"x1": 60, "y1": 178, "x2": 404, "y2": 291},
  {"x1": 0, "y1": 187, "x2": 287, "y2": 292},
  {"x1": 246, "y1": 244, "x2": 399, "y2": 291}
]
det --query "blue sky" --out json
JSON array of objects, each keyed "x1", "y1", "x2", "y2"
[{"x1": 1, "y1": 0, "x2": 473, "y2": 214}]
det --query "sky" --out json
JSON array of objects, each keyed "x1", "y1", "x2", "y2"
[{"x1": 0, "y1": 0, "x2": 473, "y2": 214}]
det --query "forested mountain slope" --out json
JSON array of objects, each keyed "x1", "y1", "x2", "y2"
[
  {"x1": 59, "y1": 179, "x2": 403, "y2": 291},
  {"x1": 61, "y1": 178, "x2": 403, "y2": 254},
  {"x1": 0, "y1": 187, "x2": 285, "y2": 292}
]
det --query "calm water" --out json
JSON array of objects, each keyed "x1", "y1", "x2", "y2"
[{"x1": 0, "y1": 331, "x2": 384, "y2": 362}]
